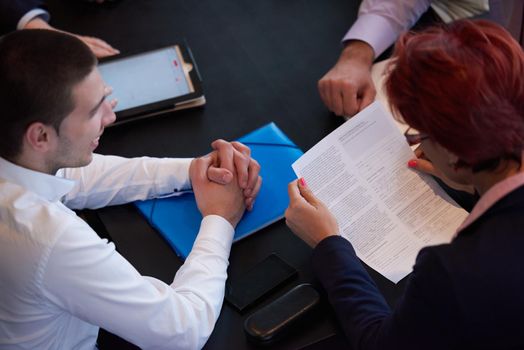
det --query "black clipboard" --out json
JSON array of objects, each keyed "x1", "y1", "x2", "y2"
[{"x1": 98, "y1": 43, "x2": 205, "y2": 126}]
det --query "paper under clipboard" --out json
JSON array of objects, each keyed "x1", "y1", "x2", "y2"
[{"x1": 134, "y1": 123, "x2": 303, "y2": 259}]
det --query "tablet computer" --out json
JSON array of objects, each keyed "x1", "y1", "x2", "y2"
[{"x1": 98, "y1": 43, "x2": 204, "y2": 125}]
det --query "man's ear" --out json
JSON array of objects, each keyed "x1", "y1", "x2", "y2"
[{"x1": 24, "y1": 122, "x2": 57, "y2": 153}]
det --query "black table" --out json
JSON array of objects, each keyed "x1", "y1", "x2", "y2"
[{"x1": 47, "y1": 0, "x2": 407, "y2": 348}]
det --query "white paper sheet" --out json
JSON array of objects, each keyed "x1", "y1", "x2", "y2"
[{"x1": 293, "y1": 101, "x2": 467, "y2": 283}]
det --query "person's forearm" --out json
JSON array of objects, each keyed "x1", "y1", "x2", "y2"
[
  {"x1": 167, "y1": 215, "x2": 235, "y2": 348},
  {"x1": 22, "y1": 16, "x2": 51, "y2": 29},
  {"x1": 343, "y1": 0, "x2": 431, "y2": 58},
  {"x1": 43, "y1": 214, "x2": 234, "y2": 350},
  {"x1": 339, "y1": 40, "x2": 375, "y2": 67},
  {"x1": 312, "y1": 236, "x2": 390, "y2": 349},
  {"x1": 0, "y1": 0, "x2": 46, "y2": 33},
  {"x1": 60, "y1": 154, "x2": 193, "y2": 209}
]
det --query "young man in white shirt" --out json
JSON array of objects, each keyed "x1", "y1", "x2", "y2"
[{"x1": 0, "y1": 29, "x2": 262, "y2": 350}]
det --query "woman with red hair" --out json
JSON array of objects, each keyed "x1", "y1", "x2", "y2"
[{"x1": 286, "y1": 20, "x2": 524, "y2": 349}]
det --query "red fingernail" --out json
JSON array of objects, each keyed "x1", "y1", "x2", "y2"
[
  {"x1": 407, "y1": 160, "x2": 417, "y2": 168},
  {"x1": 299, "y1": 178, "x2": 307, "y2": 187}
]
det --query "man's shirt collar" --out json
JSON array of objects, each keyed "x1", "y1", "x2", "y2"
[{"x1": 0, "y1": 157, "x2": 75, "y2": 202}]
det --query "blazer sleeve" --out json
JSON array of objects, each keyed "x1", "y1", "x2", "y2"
[
  {"x1": 312, "y1": 236, "x2": 461, "y2": 350},
  {"x1": 0, "y1": 0, "x2": 46, "y2": 34}
]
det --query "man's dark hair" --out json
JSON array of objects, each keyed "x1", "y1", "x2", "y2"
[{"x1": 0, "y1": 29, "x2": 97, "y2": 160}]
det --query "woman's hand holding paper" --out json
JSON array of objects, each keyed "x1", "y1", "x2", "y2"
[{"x1": 285, "y1": 178, "x2": 339, "y2": 248}]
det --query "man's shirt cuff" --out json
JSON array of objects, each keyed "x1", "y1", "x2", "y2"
[{"x1": 17, "y1": 9, "x2": 50, "y2": 30}]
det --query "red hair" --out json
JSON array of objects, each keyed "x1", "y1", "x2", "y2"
[{"x1": 385, "y1": 20, "x2": 524, "y2": 169}]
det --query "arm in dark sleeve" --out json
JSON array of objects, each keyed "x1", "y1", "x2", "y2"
[
  {"x1": 0, "y1": 0, "x2": 46, "y2": 34},
  {"x1": 312, "y1": 236, "x2": 461, "y2": 350}
]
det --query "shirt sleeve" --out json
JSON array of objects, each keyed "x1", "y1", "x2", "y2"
[
  {"x1": 17, "y1": 8, "x2": 50, "y2": 29},
  {"x1": 0, "y1": 0, "x2": 49, "y2": 34},
  {"x1": 312, "y1": 236, "x2": 460, "y2": 350},
  {"x1": 342, "y1": 0, "x2": 431, "y2": 58},
  {"x1": 58, "y1": 153, "x2": 193, "y2": 209},
  {"x1": 40, "y1": 214, "x2": 234, "y2": 350}
]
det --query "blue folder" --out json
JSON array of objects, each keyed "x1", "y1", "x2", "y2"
[{"x1": 134, "y1": 122, "x2": 303, "y2": 259}]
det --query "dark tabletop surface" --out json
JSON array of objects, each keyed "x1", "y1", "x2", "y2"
[{"x1": 46, "y1": 0, "x2": 408, "y2": 348}]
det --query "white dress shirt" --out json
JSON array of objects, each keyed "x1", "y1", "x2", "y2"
[
  {"x1": 0, "y1": 154, "x2": 235, "y2": 350},
  {"x1": 343, "y1": 0, "x2": 489, "y2": 58}
]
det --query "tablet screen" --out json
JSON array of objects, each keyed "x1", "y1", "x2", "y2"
[{"x1": 98, "y1": 46, "x2": 194, "y2": 112}]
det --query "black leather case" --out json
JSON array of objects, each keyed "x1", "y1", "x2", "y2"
[{"x1": 243, "y1": 283, "x2": 320, "y2": 345}]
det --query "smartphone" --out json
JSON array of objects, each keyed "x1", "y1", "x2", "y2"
[{"x1": 225, "y1": 254, "x2": 298, "y2": 312}]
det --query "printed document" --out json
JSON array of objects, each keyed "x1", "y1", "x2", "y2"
[{"x1": 292, "y1": 102, "x2": 468, "y2": 283}]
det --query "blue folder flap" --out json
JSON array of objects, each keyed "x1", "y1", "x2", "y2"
[
  {"x1": 237, "y1": 121, "x2": 296, "y2": 147},
  {"x1": 135, "y1": 122, "x2": 303, "y2": 259}
]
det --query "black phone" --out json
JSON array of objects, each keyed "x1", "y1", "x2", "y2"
[{"x1": 225, "y1": 254, "x2": 297, "y2": 312}]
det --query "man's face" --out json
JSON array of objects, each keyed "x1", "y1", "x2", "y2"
[{"x1": 51, "y1": 67, "x2": 116, "y2": 170}]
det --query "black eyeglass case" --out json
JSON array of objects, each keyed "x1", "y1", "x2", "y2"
[{"x1": 243, "y1": 283, "x2": 320, "y2": 345}]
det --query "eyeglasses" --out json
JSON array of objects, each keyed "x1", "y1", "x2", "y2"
[{"x1": 404, "y1": 127, "x2": 430, "y2": 146}]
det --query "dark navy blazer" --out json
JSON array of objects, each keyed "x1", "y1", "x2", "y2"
[
  {"x1": 313, "y1": 185, "x2": 524, "y2": 350},
  {"x1": 0, "y1": 0, "x2": 45, "y2": 34}
]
